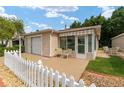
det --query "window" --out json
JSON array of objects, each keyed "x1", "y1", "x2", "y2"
[
  {"x1": 88, "y1": 34, "x2": 92, "y2": 52},
  {"x1": 67, "y1": 36, "x2": 75, "y2": 50},
  {"x1": 78, "y1": 36, "x2": 85, "y2": 54},
  {"x1": 60, "y1": 37, "x2": 67, "y2": 50},
  {"x1": 94, "y1": 36, "x2": 96, "y2": 50},
  {"x1": 60, "y1": 36, "x2": 75, "y2": 50}
]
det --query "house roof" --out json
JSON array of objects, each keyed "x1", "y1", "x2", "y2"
[
  {"x1": 112, "y1": 33, "x2": 124, "y2": 40},
  {"x1": 58, "y1": 25, "x2": 101, "y2": 33},
  {"x1": 23, "y1": 25, "x2": 101, "y2": 36},
  {"x1": 23, "y1": 29, "x2": 57, "y2": 36}
]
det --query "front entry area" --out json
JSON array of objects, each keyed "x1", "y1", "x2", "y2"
[
  {"x1": 59, "y1": 32, "x2": 95, "y2": 59},
  {"x1": 60, "y1": 35, "x2": 86, "y2": 59}
]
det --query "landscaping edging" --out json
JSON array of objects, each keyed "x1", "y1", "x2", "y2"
[{"x1": 81, "y1": 71, "x2": 124, "y2": 87}]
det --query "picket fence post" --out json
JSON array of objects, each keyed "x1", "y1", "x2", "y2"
[
  {"x1": 49, "y1": 68, "x2": 53, "y2": 87},
  {"x1": 79, "y1": 79, "x2": 85, "y2": 87},
  {"x1": 55, "y1": 71, "x2": 59, "y2": 87},
  {"x1": 69, "y1": 76, "x2": 75, "y2": 87},
  {"x1": 62, "y1": 73, "x2": 66, "y2": 87},
  {"x1": 37, "y1": 60, "x2": 42, "y2": 87},
  {"x1": 44, "y1": 66, "x2": 48, "y2": 87},
  {"x1": 40, "y1": 65, "x2": 44, "y2": 87}
]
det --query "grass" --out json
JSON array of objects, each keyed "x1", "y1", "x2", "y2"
[{"x1": 86, "y1": 56, "x2": 124, "y2": 77}]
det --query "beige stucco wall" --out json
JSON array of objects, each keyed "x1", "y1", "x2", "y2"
[
  {"x1": 42, "y1": 33, "x2": 50, "y2": 56},
  {"x1": 25, "y1": 32, "x2": 58, "y2": 57},
  {"x1": 112, "y1": 35, "x2": 124, "y2": 51},
  {"x1": 50, "y1": 33, "x2": 59, "y2": 56}
]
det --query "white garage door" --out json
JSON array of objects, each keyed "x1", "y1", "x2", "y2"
[{"x1": 31, "y1": 37, "x2": 42, "y2": 55}]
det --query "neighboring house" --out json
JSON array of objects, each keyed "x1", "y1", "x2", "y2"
[
  {"x1": 24, "y1": 25, "x2": 101, "y2": 59},
  {"x1": 112, "y1": 33, "x2": 124, "y2": 51}
]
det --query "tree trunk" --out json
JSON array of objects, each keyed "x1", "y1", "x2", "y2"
[
  {"x1": 1, "y1": 40, "x2": 4, "y2": 45},
  {"x1": 5, "y1": 39, "x2": 9, "y2": 47}
]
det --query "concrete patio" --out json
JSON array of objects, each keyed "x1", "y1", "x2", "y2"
[{"x1": 22, "y1": 53, "x2": 89, "y2": 81}]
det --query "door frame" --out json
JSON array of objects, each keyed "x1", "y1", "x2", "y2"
[
  {"x1": 31, "y1": 35, "x2": 42, "y2": 55},
  {"x1": 75, "y1": 35, "x2": 86, "y2": 59}
]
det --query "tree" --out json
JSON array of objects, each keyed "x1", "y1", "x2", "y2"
[
  {"x1": 70, "y1": 21, "x2": 82, "y2": 28},
  {"x1": 0, "y1": 17, "x2": 16, "y2": 46},
  {"x1": 11, "y1": 18, "x2": 24, "y2": 35},
  {"x1": 70, "y1": 7, "x2": 124, "y2": 47},
  {"x1": 82, "y1": 15, "x2": 106, "y2": 27},
  {"x1": 0, "y1": 16, "x2": 24, "y2": 47},
  {"x1": 110, "y1": 7, "x2": 124, "y2": 37}
]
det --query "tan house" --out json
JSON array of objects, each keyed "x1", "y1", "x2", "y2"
[
  {"x1": 24, "y1": 25, "x2": 101, "y2": 59},
  {"x1": 112, "y1": 33, "x2": 124, "y2": 51}
]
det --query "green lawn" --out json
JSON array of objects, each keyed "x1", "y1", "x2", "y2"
[{"x1": 86, "y1": 56, "x2": 124, "y2": 77}]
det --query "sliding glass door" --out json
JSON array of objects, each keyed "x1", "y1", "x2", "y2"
[
  {"x1": 67, "y1": 36, "x2": 75, "y2": 50},
  {"x1": 60, "y1": 37, "x2": 67, "y2": 50},
  {"x1": 88, "y1": 34, "x2": 92, "y2": 52},
  {"x1": 60, "y1": 36, "x2": 75, "y2": 50},
  {"x1": 75, "y1": 35, "x2": 86, "y2": 58},
  {"x1": 60, "y1": 35, "x2": 86, "y2": 58}
]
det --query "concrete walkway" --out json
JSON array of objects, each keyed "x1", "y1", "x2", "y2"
[
  {"x1": 96, "y1": 50, "x2": 110, "y2": 58},
  {"x1": 22, "y1": 53, "x2": 89, "y2": 81},
  {"x1": 117, "y1": 52, "x2": 124, "y2": 60}
]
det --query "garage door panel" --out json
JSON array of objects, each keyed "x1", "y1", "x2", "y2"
[{"x1": 31, "y1": 37, "x2": 42, "y2": 55}]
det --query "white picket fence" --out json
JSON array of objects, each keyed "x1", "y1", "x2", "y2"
[{"x1": 4, "y1": 50, "x2": 96, "y2": 87}]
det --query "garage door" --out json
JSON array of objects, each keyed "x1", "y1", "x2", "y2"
[{"x1": 31, "y1": 37, "x2": 42, "y2": 55}]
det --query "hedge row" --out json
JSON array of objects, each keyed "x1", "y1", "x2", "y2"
[{"x1": 0, "y1": 45, "x2": 24, "y2": 57}]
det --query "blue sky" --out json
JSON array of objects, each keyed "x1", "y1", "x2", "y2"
[{"x1": 0, "y1": 6, "x2": 119, "y2": 33}]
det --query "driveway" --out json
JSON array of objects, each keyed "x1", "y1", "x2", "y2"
[{"x1": 22, "y1": 53, "x2": 89, "y2": 81}]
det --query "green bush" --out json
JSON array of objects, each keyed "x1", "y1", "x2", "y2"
[
  {"x1": 0, "y1": 47, "x2": 4, "y2": 56},
  {"x1": 13, "y1": 45, "x2": 25, "y2": 52},
  {"x1": 0, "y1": 45, "x2": 25, "y2": 57}
]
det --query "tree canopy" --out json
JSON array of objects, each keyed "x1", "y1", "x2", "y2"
[
  {"x1": 70, "y1": 7, "x2": 124, "y2": 47},
  {"x1": 0, "y1": 16, "x2": 24, "y2": 46}
]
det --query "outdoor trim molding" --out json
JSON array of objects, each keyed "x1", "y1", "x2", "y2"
[
  {"x1": 58, "y1": 25, "x2": 101, "y2": 33},
  {"x1": 23, "y1": 25, "x2": 101, "y2": 37},
  {"x1": 112, "y1": 33, "x2": 124, "y2": 40}
]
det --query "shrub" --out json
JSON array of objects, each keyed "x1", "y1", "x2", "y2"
[
  {"x1": 0, "y1": 47, "x2": 4, "y2": 56},
  {"x1": 13, "y1": 45, "x2": 25, "y2": 52},
  {"x1": 0, "y1": 45, "x2": 25, "y2": 57}
]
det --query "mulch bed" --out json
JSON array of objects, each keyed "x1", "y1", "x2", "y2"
[{"x1": 81, "y1": 71, "x2": 124, "y2": 87}]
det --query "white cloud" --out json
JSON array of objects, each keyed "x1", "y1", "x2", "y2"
[
  {"x1": 43, "y1": 7, "x2": 79, "y2": 21},
  {"x1": 24, "y1": 22, "x2": 52, "y2": 33},
  {"x1": 98, "y1": 6, "x2": 115, "y2": 18},
  {"x1": 0, "y1": 6, "x2": 17, "y2": 19},
  {"x1": 25, "y1": 6, "x2": 78, "y2": 12},
  {"x1": 40, "y1": 6, "x2": 78, "y2": 12},
  {"x1": 24, "y1": 25, "x2": 33, "y2": 33},
  {"x1": 0, "y1": 7, "x2": 5, "y2": 13},
  {"x1": 31, "y1": 22, "x2": 52, "y2": 29},
  {"x1": 60, "y1": 21, "x2": 64, "y2": 24},
  {"x1": 24, "y1": 6, "x2": 79, "y2": 21},
  {"x1": 45, "y1": 11, "x2": 79, "y2": 21}
]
